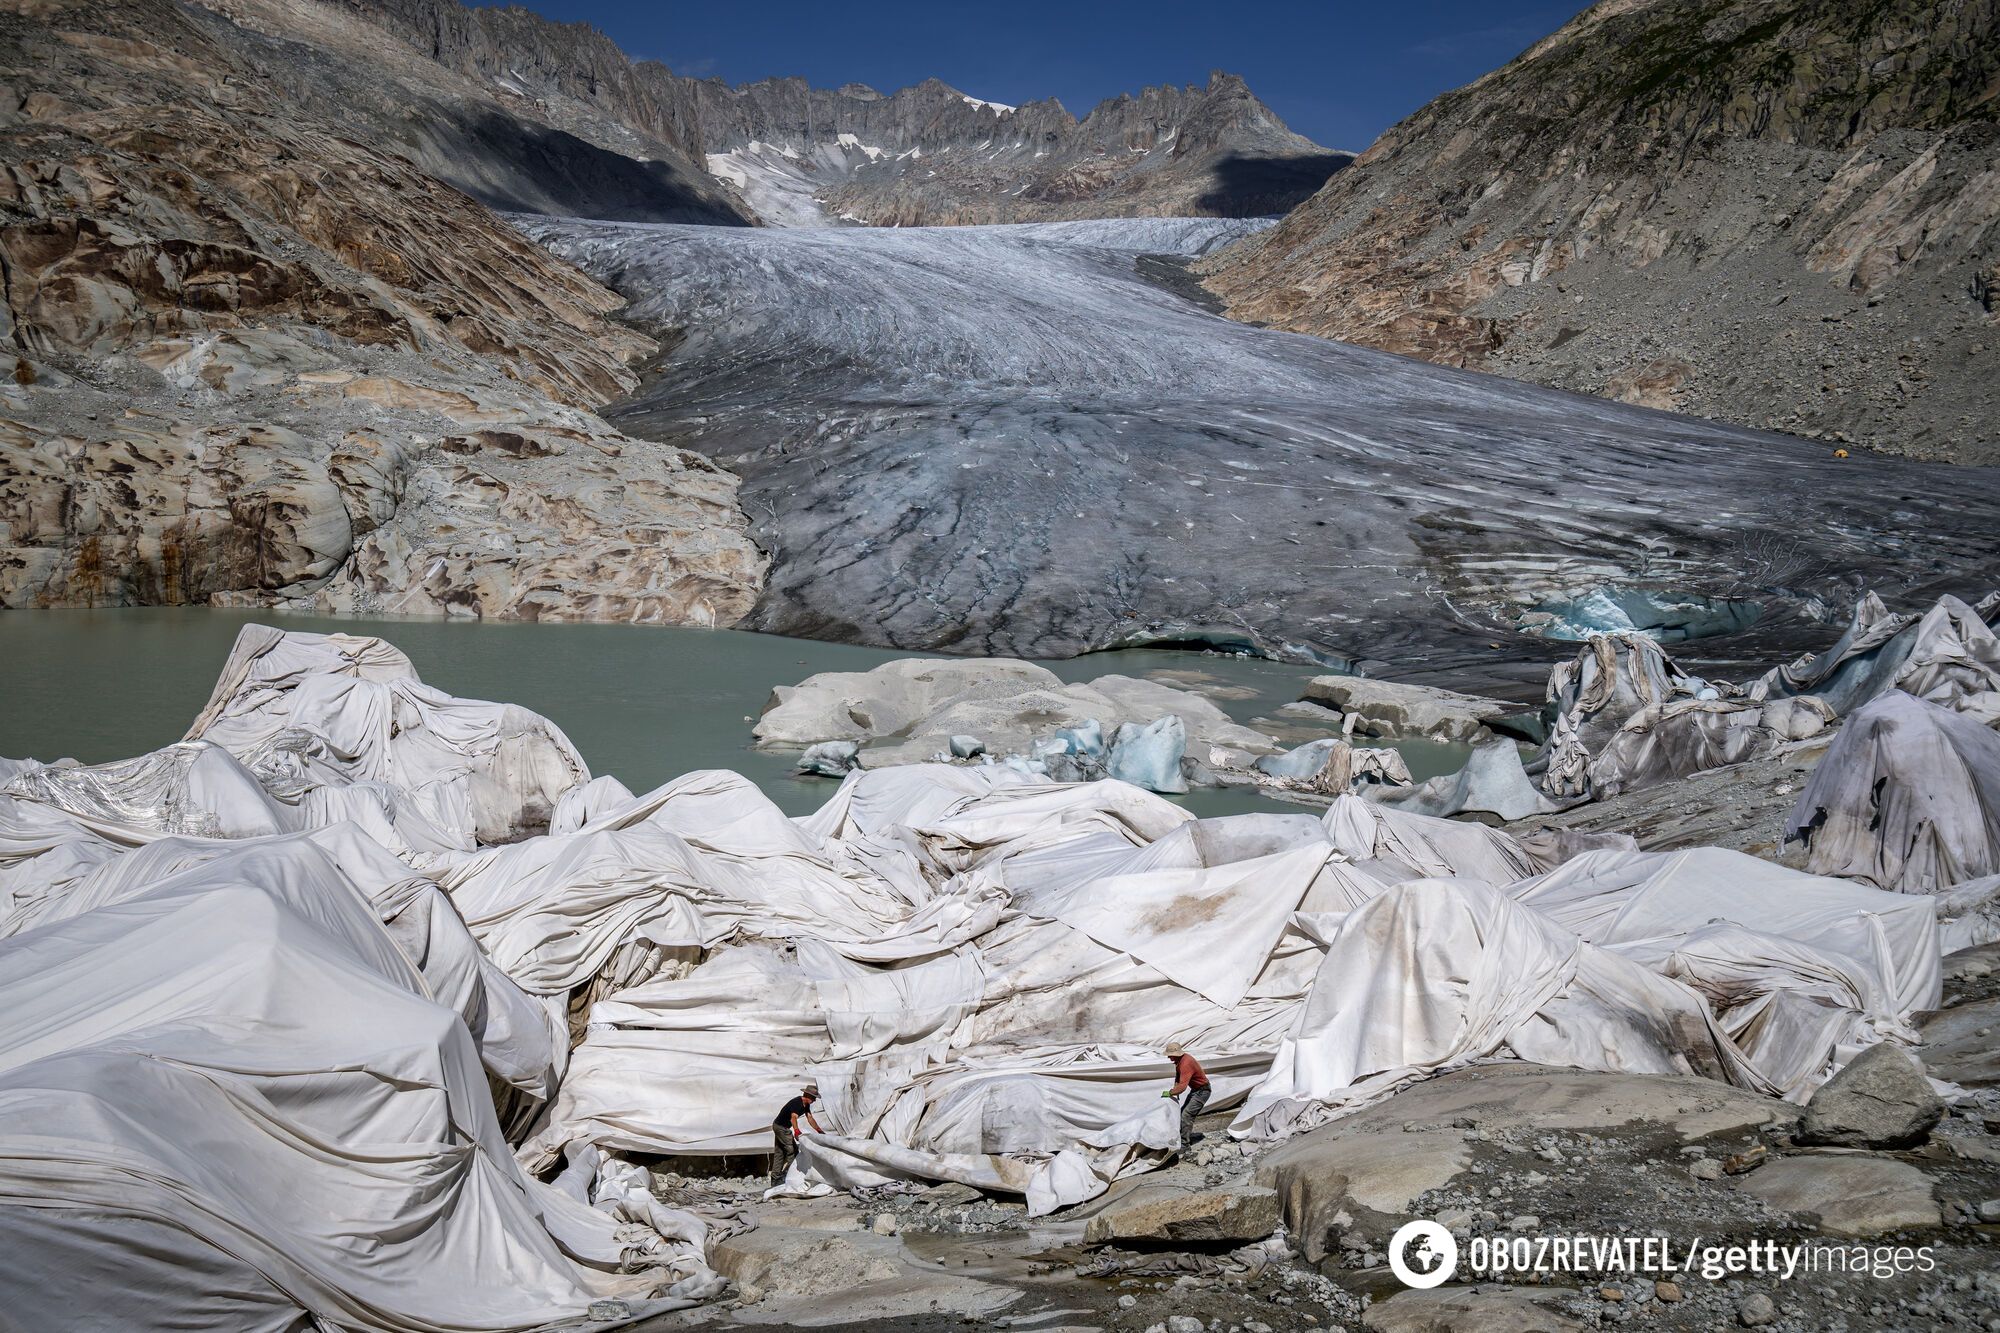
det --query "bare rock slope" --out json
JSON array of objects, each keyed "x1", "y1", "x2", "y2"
[
  {"x1": 0, "y1": 0, "x2": 763, "y2": 621},
  {"x1": 200, "y1": 0, "x2": 749, "y2": 224},
  {"x1": 1198, "y1": 0, "x2": 1999, "y2": 464}
]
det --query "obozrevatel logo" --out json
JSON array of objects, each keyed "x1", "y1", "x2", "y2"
[{"x1": 1388, "y1": 1220, "x2": 1459, "y2": 1289}]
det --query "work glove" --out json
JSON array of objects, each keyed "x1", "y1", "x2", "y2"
[{"x1": 1161, "y1": 1090, "x2": 1175, "y2": 1099}]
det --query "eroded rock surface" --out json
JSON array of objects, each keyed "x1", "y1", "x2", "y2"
[
  {"x1": 0, "y1": 0, "x2": 764, "y2": 622},
  {"x1": 1796, "y1": 1043, "x2": 1946, "y2": 1149},
  {"x1": 1300, "y1": 675, "x2": 1510, "y2": 742}
]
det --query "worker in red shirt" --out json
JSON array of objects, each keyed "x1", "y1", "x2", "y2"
[{"x1": 1161, "y1": 1041, "x2": 1210, "y2": 1147}]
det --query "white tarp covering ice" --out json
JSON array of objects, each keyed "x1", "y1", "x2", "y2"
[
  {"x1": 1785, "y1": 690, "x2": 2000, "y2": 894},
  {"x1": 0, "y1": 623, "x2": 1969, "y2": 1327}
]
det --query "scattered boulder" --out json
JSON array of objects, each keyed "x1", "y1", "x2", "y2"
[
  {"x1": 1918, "y1": 993, "x2": 2000, "y2": 1087},
  {"x1": 1797, "y1": 1043, "x2": 1945, "y2": 1148},
  {"x1": 948, "y1": 735, "x2": 985, "y2": 759},
  {"x1": 1081, "y1": 1182, "x2": 1280, "y2": 1245},
  {"x1": 1362, "y1": 1287, "x2": 1583, "y2": 1332},
  {"x1": 1738, "y1": 1156, "x2": 1941, "y2": 1237},
  {"x1": 1300, "y1": 675, "x2": 1508, "y2": 742},
  {"x1": 1737, "y1": 1292, "x2": 1777, "y2": 1327}
]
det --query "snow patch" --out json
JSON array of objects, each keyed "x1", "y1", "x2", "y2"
[
  {"x1": 834, "y1": 132, "x2": 887, "y2": 162},
  {"x1": 961, "y1": 95, "x2": 1016, "y2": 113}
]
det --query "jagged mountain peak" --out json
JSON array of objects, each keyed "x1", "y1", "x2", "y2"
[{"x1": 695, "y1": 64, "x2": 1344, "y2": 226}]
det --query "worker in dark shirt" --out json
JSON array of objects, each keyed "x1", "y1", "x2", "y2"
[
  {"x1": 769, "y1": 1081, "x2": 824, "y2": 1185},
  {"x1": 1161, "y1": 1042, "x2": 1210, "y2": 1147}
]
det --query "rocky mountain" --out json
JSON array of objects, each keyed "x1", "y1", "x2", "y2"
[
  {"x1": 0, "y1": 0, "x2": 762, "y2": 618},
  {"x1": 193, "y1": 0, "x2": 747, "y2": 223},
  {"x1": 1197, "y1": 0, "x2": 1999, "y2": 465},
  {"x1": 228, "y1": 0, "x2": 1342, "y2": 229},
  {"x1": 694, "y1": 71, "x2": 1351, "y2": 227}
]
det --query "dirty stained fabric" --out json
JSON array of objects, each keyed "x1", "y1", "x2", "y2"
[
  {"x1": 1752, "y1": 591, "x2": 2000, "y2": 720},
  {"x1": 185, "y1": 623, "x2": 589, "y2": 845},
  {"x1": 1784, "y1": 690, "x2": 2000, "y2": 895},
  {"x1": 0, "y1": 836, "x2": 706, "y2": 1333},
  {"x1": 1232, "y1": 877, "x2": 1763, "y2": 1139},
  {"x1": 0, "y1": 623, "x2": 1966, "y2": 1326}
]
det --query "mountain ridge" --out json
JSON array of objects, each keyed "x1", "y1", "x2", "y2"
[
  {"x1": 1196, "y1": 0, "x2": 1999, "y2": 464},
  {"x1": 305, "y1": 0, "x2": 1345, "y2": 226}
]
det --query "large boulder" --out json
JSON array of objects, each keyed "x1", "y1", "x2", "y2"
[
  {"x1": 1081, "y1": 1182, "x2": 1280, "y2": 1245},
  {"x1": 1919, "y1": 993, "x2": 2000, "y2": 1087},
  {"x1": 1738, "y1": 1156, "x2": 1941, "y2": 1237},
  {"x1": 1300, "y1": 676, "x2": 1508, "y2": 742},
  {"x1": 1797, "y1": 1043, "x2": 1945, "y2": 1148}
]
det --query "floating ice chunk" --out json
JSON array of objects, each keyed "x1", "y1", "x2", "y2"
[{"x1": 798, "y1": 740, "x2": 860, "y2": 776}]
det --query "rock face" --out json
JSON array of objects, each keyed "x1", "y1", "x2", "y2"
[
  {"x1": 1797, "y1": 1043, "x2": 1946, "y2": 1148},
  {"x1": 1080, "y1": 1182, "x2": 1280, "y2": 1246},
  {"x1": 1300, "y1": 676, "x2": 1509, "y2": 741},
  {"x1": 694, "y1": 71, "x2": 1349, "y2": 228},
  {"x1": 1198, "y1": 0, "x2": 2000, "y2": 465},
  {"x1": 529, "y1": 214, "x2": 2000, "y2": 671},
  {"x1": 0, "y1": 0, "x2": 764, "y2": 620},
  {"x1": 1738, "y1": 1155, "x2": 1941, "y2": 1237},
  {"x1": 198, "y1": 0, "x2": 748, "y2": 224}
]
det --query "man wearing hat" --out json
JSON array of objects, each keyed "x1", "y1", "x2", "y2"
[
  {"x1": 1161, "y1": 1042, "x2": 1210, "y2": 1147},
  {"x1": 770, "y1": 1081, "x2": 824, "y2": 1185}
]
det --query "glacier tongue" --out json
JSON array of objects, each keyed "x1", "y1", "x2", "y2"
[{"x1": 519, "y1": 214, "x2": 2000, "y2": 675}]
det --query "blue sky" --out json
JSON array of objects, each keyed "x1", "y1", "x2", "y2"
[{"x1": 477, "y1": 2, "x2": 1588, "y2": 151}]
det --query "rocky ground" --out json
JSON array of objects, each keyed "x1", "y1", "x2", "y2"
[
  {"x1": 617, "y1": 1054, "x2": 2000, "y2": 1333},
  {"x1": 1196, "y1": 0, "x2": 1998, "y2": 466},
  {"x1": 527, "y1": 211, "x2": 2000, "y2": 675},
  {"x1": 1508, "y1": 740, "x2": 1827, "y2": 859}
]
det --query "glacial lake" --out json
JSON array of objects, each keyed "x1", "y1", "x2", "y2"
[{"x1": 0, "y1": 608, "x2": 1470, "y2": 817}]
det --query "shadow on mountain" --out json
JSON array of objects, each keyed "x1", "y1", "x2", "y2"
[
  {"x1": 450, "y1": 112, "x2": 752, "y2": 226},
  {"x1": 1195, "y1": 152, "x2": 1351, "y2": 216}
]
